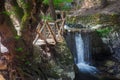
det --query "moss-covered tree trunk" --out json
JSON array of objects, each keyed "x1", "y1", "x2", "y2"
[
  {"x1": 49, "y1": 0, "x2": 56, "y2": 20},
  {"x1": 0, "y1": 0, "x2": 48, "y2": 80}
]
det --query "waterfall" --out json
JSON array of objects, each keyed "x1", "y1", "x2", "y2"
[
  {"x1": 75, "y1": 32, "x2": 97, "y2": 73},
  {"x1": 75, "y1": 33, "x2": 85, "y2": 63}
]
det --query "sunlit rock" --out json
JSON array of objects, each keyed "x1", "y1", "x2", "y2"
[{"x1": 0, "y1": 37, "x2": 9, "y2": 53}]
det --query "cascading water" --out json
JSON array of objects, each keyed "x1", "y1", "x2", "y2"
[
  {"x1": 75, "y1": 32, "x2": 97, "y2": 73},
  {"x1": 64, "y1": 24, "x2": 100, "y2": 79},
  {"x1": 75, "y1": 33, "x2": 84, "y2": 63}
]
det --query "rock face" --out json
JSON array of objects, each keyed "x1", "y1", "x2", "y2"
[
  {"x1": 33, "y1": 41, "x2": 75, "y2": 80},
  {"x1": 81, "y1": 0, "x2": 108, "y2": 9}
]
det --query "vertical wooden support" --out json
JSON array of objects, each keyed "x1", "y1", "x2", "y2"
[
  {"x1": 33, "y1": 22, "x2": 46, "y2": 44},
  {"x1": 33, "y1": 23, "x2": 41, "y2": 44},
  {"x1": 58, "y1": 19, "x2": 65, "y2": 36},
  {"x1": 60, "y1": 19, "x2": 65, "y2": 35},
  {"x1": 54, "y1": 22, "x2": 58, "y2": 35}
]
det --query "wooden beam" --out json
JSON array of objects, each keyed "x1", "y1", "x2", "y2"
[
  {"x1": 33, "y1": 22, "x2": 46, "y2": 44},
  {"x1": 46, "y1": 21, "x2": 57, "y2": 44}
]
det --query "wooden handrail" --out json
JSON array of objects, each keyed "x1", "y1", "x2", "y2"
[{"x1": 33, "y1": 18, "x2": 65, "y2": 45}]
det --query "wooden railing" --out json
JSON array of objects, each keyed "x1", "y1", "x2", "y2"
[{"x1": 33, "y1": 19, "x2": 65, "y2": 45}]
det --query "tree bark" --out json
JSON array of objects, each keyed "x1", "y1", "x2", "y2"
[
  {"x1": 0, "y1": 0, "x2": 5, "y2": 25},
  {"x1": 49, "y1": 0, "x2": 56, "y2": 20},
  {"x1": 100, "y1": 0, "x2": 108, "y2": 8}
]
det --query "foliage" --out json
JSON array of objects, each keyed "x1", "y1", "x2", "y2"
[
  {"x1": 12, "y1": 6, "x2": 23, "y2": 19},
  {"x1": 17, "y1": 0, "x2": 30, "y2": 10},
  {"x1": 0, "y1": 11, "x2": 12, "y2": 16},
  {"x1": 14, "y1": 35, "x2": 21, "y2": 40},
  {"x1": 43, "y1": 0, "x2": 73, "y2": 10},
  {"x1": 41, "y1": 14, "x2": 53, "y2": 21},
  {"x1": 43, "y1": 0, "x2": 72, "y2": 4},
  {"x1": 96, "y1": 27, "x2": 112, "y2": 37},
  {"x1": 15, "y1": 47, "x2": 23, "y2": 52}
]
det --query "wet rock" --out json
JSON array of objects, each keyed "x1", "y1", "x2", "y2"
[
  {"x1": 105, "y1": 60, "x2": 115, "y2": 67},
  {"x1": 116, "y1": 74, "x2": 120, "y2": 79},
  {"x1": 108, "y1": 69, "x2": 114, "y2": 73}
]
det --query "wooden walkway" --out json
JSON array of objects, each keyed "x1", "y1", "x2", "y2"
[{"x1": 33, "y1": 19, "x2": 65, "y2": 45}]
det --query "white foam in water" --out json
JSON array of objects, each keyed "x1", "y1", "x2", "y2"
[
  {"x1": 77, "y1": 63, "x2": 97, "y2": 74},
  {"x1": 75, "y1": 33, "x2": 97, "y2": 74}
]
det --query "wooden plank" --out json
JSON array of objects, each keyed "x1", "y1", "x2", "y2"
[{"x1": 55, "y1": 19, "x2": 62, "y2": 23}]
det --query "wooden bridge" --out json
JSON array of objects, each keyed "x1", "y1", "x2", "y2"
[{"x1": 33, "y1": 19, "x2": 65, "y2": 46}]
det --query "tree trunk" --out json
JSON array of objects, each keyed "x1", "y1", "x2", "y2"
[
  {"x1": 0, "y1": 0, "x2": 53, "y2": 80},
  {"x1": 49, "y1": 0, "x2": 56, "y2": 20},
  {"x1": 0, "y1": 0, "x2": 5, "y2": 25},
  {"x1": 100, "y1": 0, "x2": 108, "y2": 8}
]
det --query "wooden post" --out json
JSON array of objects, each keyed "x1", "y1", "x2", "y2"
[
  {"x1": 33, "y1": 22, "x2": 46, "y2": 44},
  {"x1": 58, "y1": 19, "x2": 65, "y2": 36},
  {"x1": 57, "y1": 19, "x2": 65, "y2": 41}
]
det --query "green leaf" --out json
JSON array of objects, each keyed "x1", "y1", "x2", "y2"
[
  {"x1": 14, "y1": 35, "x2": 21, "y2": 40},
  {"x1": 16, "y1": 47, "x2": 23, "y2": 52}
]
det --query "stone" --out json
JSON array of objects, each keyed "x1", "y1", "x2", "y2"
[
  {"x1": 108, "y1": 69, "x2": 114, "y2": 73},
  {"x1": 116, "y1": 74, "x2": 120, "y2": 79},
  {"x1": 105, "y1": 60, "x2": 115, "y2": 67}
]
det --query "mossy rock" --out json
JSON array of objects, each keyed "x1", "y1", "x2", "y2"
[
  {"x1": 67, "y1": 13, "x2": 120, "y2": 26},
  {"x1": 55, "y1": 41, "x2": 74, "y2": 65},
  {"x1": 104, "y1": 60, "x2": 115, "y2": 67}
]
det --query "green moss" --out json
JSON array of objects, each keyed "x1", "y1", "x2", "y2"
[
  {"x1": 41, "y1": 14, "x2": 53, "y2": 21},
  {"x1": 67, "y1": 13, "x2": 120, "y2": 25},
  {"x1": 55, "y1": 41, "x2": 73, "y2": 65},
  {"x1": 15, "y1": 47, "x2": 23, "y2": 52},
  {"x1": 14, "y1": 35, "x2": 21, "y2": 40},
  {"x1": 12, "y1": 6, "x2": 24, "y2": 20},
  {"x1": 96, "y1": 27, "x2": 112, "y2": 37},
  {"x1": 1, "y1": 11, "x2": 12, "y2": 16},
  {"x1": 21, "y1": 13, "x2": 29, "y2": 23}
]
